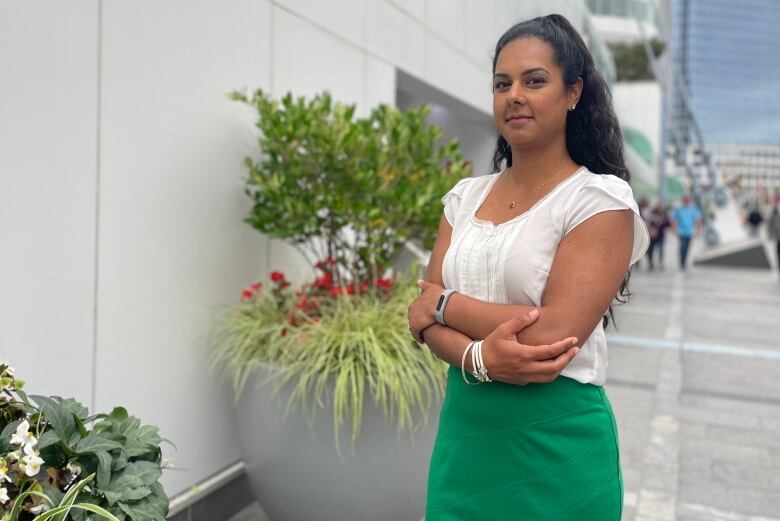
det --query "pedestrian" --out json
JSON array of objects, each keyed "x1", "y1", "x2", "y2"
[
  {"x1": 406, "y1": 14, "x2": 649, "y2": 520},
  {"x1": 646, "y1": 204, "x2": 671, "y2": 270},
  {"x1": 768, "y1": 206, "x2": 780, "y2": 276},
  {"x1": 653, "y1": 204, "x2": 672, "y2": 270},
  {"x1": 671, "y1": 195, "x2": 702, "y2": 270},
  {"x1": 747, "y1": 206, "x2": 764, "y2": 238},
  {"x1": 638, "y1": 197, "x2": 652, "y2": 269}
]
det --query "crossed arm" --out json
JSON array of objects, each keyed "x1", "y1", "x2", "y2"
[{"x1": 408, "y1": 209, "x2": 635, "y2": 379}]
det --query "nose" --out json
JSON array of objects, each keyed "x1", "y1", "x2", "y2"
[{"x1": 508, "y1": 83, "x2": 525, "y2": 105}]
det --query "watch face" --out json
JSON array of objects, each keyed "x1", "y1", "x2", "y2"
[{"x1": 436, "y1": 295, "x2": 446, "y2": 310}]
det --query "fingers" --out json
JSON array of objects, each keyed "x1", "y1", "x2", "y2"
[
  {"x1": 531, "y1": 345, "x2": 580, "y2": 381},
  {"x1": 495, "y1": 309, "x2": 540, "y2": 338},
  {"x1": 527, "y1": 337, "x2": 579, "y2": 361}
]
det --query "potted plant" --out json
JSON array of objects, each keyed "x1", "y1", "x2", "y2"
[
  {"x1": 211, "y1": 90, "x2": 471, "y2": 521},
  {"x1": 0, "y1": 361, "x2": 170, "y2": 521}
]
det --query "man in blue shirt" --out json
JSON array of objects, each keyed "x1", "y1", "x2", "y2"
[{"x1": 671, "y1": 195, "x2": 702, "y2": 271}]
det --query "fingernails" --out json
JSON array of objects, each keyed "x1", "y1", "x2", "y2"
[
  {"x1": 570, "y1": 338, "x2": 578, "y2": 345},
  {"x1": 574, "y1": 347, "x2": 580, "y2": 355},
  {"x1": 528, "y1": 309, "x2": 539, "y2": 318}
]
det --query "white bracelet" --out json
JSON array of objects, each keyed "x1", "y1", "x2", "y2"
[
  {"x1": 460, "y1": 341, "x2": 479, "y2": 385},
  {"x1": 472, "y1": 340, "x2": 493, "y2": 383},
  {"x1": 471, "y1": 340, "x2": 479, "y2": 381}
]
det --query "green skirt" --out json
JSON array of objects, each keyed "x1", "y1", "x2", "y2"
[{"x1": 425, "y1": 367, "x2": 623, "y2": 520}]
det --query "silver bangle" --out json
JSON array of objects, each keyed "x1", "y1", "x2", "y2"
[
  {"x1": 472, "y1": 340, "x2": 492, "y2": 383},
  {"x1": 460, "y1": 341, "x2": 480, "y2": 385}
]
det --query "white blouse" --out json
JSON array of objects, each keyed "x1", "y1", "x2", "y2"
[{"x1": 440, "y1": 165, "x2": 650, "y2": 386}]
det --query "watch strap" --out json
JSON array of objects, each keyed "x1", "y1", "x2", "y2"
[{"x1": 435, "y1": 289, "x2": 458, "y2": 326}]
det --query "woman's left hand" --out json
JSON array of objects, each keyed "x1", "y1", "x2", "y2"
[{"x1": 407, "y1": 280, "x2": 444, "y2": 342}]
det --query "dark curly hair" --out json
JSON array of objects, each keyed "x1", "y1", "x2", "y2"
[{"x1": 491, "y1": 14, "x2": 631, "y2": 329}]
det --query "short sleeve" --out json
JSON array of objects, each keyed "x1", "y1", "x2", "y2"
[
  {"x1": 441, "y1": 177, "x2": 473, "y2": 226},
  {"x1": 564, "y1": 175, "x2": 650, "y2": 267}
]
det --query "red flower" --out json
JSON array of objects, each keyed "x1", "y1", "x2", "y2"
[
  {"x1": 376, "y1": 278, "x2": 393, "y2": 289},
  {"x1": 329, "y1": 286, "x2": 346, "y2": 297},
  {"x1": 327, "y1": 256, "x2": 337, "y2": 265},
  {"x1": 359, "y1": 280, "x2": 369, "y2": 293},
  {"x1": 250, "y1": 282, "x2": 263, "y2": 292},
  {"x1": 241, "y1": 289, "x2": 253, "y2": 301},
  {"x1": 346, "y1": 283, "x2": 355, "y2": 295},
  {"x1": 296, "y1": 296, "x2": 308, "y2": 309},
  {"x1": 270, "y1": 271, "x2": 285, "y2": 282},
  {"x1": 314, "y1": 272, "x2": 333, "y2": 288}
]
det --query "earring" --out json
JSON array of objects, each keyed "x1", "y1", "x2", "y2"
[{"x1": 569, "y1": 105, "x2": 576, "y2": 111}]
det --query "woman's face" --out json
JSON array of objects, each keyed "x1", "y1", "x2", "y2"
[{"x1": 492, "y1": 37, "x2": 581, "y2": 149}]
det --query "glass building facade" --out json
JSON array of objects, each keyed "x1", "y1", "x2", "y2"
[{"x1": 670, "y1": 0, "x2": 780, "y2": 147}]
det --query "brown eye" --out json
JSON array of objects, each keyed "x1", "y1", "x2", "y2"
[{"x1": 494, "y1": 81, "x2": 510, "y2": 89}]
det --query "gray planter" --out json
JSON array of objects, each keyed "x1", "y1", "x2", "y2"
[{"x1": 234, "y1": 364, "x2": 441, "y2": 521}]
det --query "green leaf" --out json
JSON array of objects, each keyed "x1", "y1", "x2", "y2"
[
  {"x1": 99, "y1": 461, "x2": 162, "y2": 506},
  {"x1": 124, "y1": 425, "x2": 163, "y2": 458},
  {"x1": 76, "y1": 433, "x2": 123, "y2": 454},
  {"x1": 50, "y1": 471, "x2": 95, "y2": 521},
  {"x1": 59, "y1": 397, "x2": 90, "y2": 421},
  {"x1": 73, "y1": 413, "x2": 89, "y2": 438},
  {"x1": 110, "y1": 407, "x2": 128, "y2": 421},
  {"x1": 35, "y1": 503, "x2": 123, "y2": 521},
  {"x1": 115, "y1": 482, "x2": 168, "y2": 521},
  {"x1": 36, "y1": 430, "x2": 61, "y2": 450},
  {"x1": 8, "y1": 488, "x2": 54, "y2": 521},
  {"x1": 95, "y1": 450, "x2": 113, "y2": 489},
  {"x1": 31, "y1": 395, "x2": 77, "y2": 445},
  {"x1": 0, "y1": 419, "x2": 21, "y2": 453}
]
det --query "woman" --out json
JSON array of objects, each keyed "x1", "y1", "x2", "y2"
[{"x1": 407, "y1": 14, "x2": 649, "y2": 520}]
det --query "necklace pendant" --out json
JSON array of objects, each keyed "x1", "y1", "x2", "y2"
[{"x1": 509, "y1": 201, "x2": 516, "y2": 209}]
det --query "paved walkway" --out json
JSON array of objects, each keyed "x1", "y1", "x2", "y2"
[
  {"x1": 608, "y1": 256, "x2": 780, "y2": 521},
  {"x1": 230, "y1": 239, "x2": 780, "y2": 521}
]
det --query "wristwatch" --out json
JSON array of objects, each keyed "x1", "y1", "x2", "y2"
[{"x1": 435, "y1": 289, "x2": 458, "y2": 326}]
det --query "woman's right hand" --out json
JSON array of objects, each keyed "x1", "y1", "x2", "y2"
[{"x1": 480, "y1": 310, "x2": 580, "y2": 385}]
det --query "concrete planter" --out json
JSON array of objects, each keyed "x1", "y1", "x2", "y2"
[{"x1": 234, "y1": 364, "x2": 441, "y2": 521}]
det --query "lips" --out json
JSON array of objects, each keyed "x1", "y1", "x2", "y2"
[{"x1": 506, "y1": 115, "x2": 533, "y2": 122}]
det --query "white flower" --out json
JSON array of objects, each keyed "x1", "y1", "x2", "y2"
[
  {"x1": 0, "y1": 463, "x2": 11, "y2": 483},
  {"x1": 161, "y1": 458, "x2": 174, "y2": 469},
  {"x1": 7, "y1": 450, "x2": 21, "y2": 462},
  {"x1": 30, "y1": 503, "x2": 49, "y2": 515},
  {"x1": 0, "y1": 487, "x2": 9, "y2": 504},
  {"x1": 66, "y1": 461, "x2": 82, "y2": 476},
  {"x1": 20, "y1": 444, "x2": 44, "y2": 477},
  {"x1": 10, "y1": 420, "x2": 36, "y2": 448}
]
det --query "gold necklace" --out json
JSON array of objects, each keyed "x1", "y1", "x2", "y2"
[{"x1": 506, "y1": 166, "x2": 571, "y2": 209}]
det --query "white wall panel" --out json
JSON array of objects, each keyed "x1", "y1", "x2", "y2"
[
  {"x1": 387, "y1": 0, "x2": 425, "y2": 21},
  {"x1": 465, "y1": 0, "x2": 500, "y2": 65},
  {"x1": 425, "y1": 32, "x2": 491, "y2": 115},
  {"x1": 272, "y1": 6, "x2": 364, "y2": 103},
  {"x1": 426, "y1": 0, "x2": 467, "y2": 49},
  {"x1": 365, "y1": 0, "x2": 425, "y2": 78},
  {"x1": 0, "y1": 1, "x2": 98, "y2": 403},
  {"x1": 363, "y1": 54, "x2": 396, "y2": 115},
  {"x1": 274, "y1": 0, "x2": 365, "y2": 49},
  {"x1": 97, "y1": 0, "x2": 271, "y2": 496}
]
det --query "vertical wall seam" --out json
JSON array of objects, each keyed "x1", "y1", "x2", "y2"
[
  {"x1": 266, "y1": 2, "x2": 275, "y2": 274},
  {"x1": 90, "y1": 0, "x2": 103, "y2": 414}
]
